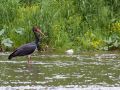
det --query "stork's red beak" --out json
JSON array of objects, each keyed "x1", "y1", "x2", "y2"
[{"x1": 36, "y1": 29, "x2": 45, "y2": 36}]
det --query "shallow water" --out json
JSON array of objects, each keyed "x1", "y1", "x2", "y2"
[{"x1": 0, "y1": 53, "x2": 120, "y2": 90}]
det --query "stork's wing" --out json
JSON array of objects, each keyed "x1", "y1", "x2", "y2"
[{"x1": 8, "y1": 43, "x2": 36, "y2": 59}]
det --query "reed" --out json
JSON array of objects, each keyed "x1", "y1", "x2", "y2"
[{"x1": 0, "y1": 0, "x2": 120, "y2": 51}]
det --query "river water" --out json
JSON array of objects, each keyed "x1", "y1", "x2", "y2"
[{"x1": 0, "y1": 52, "x2": 120, "y2": 90}]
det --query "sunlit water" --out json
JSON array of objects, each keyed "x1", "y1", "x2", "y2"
[{"x1": 0, "y1": 53, "x2": 120, "y2": 90}]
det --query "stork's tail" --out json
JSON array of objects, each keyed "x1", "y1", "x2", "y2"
[
  {"x1": 8, "y1": 54, "x2": 13, "y2": 60},
  {"x1": 8, "y1": 50, "x2": 17, "y2": 60}
]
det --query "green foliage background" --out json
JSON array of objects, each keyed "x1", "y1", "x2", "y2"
[{"x1": 0, "y1": 0, "x2": 120, "y2": 51}]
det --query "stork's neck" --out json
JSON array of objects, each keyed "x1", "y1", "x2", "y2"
[
  {"x1": 35, "y1": 37, "x2": 39, "y2": 45},
  {"x1": 34, "y1": 32, "x2": 40, "y2": 45}
]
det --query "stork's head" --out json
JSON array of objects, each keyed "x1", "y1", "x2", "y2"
[{"x1": 32, "y1": 26, "x2": 44, "y2": 36}]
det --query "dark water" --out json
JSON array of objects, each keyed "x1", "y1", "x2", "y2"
[{"x1": 0, "y1": 53, "x2": 120, "y2": 90}]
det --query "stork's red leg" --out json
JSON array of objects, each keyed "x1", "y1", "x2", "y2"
[{"x1": 28, "y1": 55, "x2": 32, "y2": 64}]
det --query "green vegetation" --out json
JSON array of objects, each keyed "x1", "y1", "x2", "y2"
[{"x1": 0, "y1": 0, "x2": 120, "y2": 52}]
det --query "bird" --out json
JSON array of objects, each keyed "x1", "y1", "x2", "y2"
[{"x1": 8, "y1": 26, "x2": 44, "y2": 63}]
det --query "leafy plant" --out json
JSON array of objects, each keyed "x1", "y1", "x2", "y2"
[
  {"x1": 15, "y1": 27, "x2": 24, "y2": 35},
  {"x1": 0, "y1": 29, "x2": 5, "y2": 36},
  {"x1": 0, "y1": 0, "x2": 120, "y2": 51},
  {"x1": 103, "y1": 34, "x2": 120, "y2": 50},
  {"x1": 1, "y1": 38, "x2": 13, "y2": 47}
]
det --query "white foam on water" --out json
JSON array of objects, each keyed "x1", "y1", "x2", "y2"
[
  {"x1": 0, "y1": 60, "x2": 26, "y2": 63},
  {"x1": 0, "y1": 86, "x2": 120, "y2": 90}
]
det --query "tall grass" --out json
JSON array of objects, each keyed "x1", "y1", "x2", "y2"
[{"x1": 0, "y1": 0, "x2": 120, "y2": 51}]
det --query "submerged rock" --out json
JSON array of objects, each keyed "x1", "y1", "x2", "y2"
[{"x1": 65, "y1": 49, "x2": 74, "y2": 55}]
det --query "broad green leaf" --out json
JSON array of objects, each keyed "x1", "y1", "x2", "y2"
[
  {"x1": 113, "y1": 40, "x2": 119, "y2": 47},
  {"x1": 15, "y1": 28, "x2": 24, "y2": 35},
  {"x1": 1, "y1": 38, "x2": 13, "y2": 47},
  {"x1": 0, "y1": 29, "x2": 5, "y2": 36}
]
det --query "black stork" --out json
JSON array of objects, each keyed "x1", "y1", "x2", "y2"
[{"x1": 8, "y1": 26, "x2": 44, "y2": 63}]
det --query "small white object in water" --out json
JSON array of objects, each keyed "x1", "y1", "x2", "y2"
[{"x1": 65, "y1": 49, "x2": 74, "y2": 55}]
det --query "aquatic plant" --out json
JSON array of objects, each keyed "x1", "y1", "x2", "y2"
[{"x1": 0, "y1": 0, "x2": 120, "y2": 51}]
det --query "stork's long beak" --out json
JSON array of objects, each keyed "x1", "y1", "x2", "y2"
[{"x1": 37, "y1": 29, "x2": 45, "y2": 36}]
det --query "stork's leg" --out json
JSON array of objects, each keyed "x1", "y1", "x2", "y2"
[{"x1": 28, "y1": 55, "x2": 32, "y2": 64}]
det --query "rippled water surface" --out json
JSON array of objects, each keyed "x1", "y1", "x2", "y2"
[{"x1": 0, "y1": 53, "x2": 120, "y2": 90}]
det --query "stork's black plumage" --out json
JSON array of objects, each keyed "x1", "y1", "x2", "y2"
[{"x1": 8, "y1": 26, "x2": 44, "y2": 62}]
